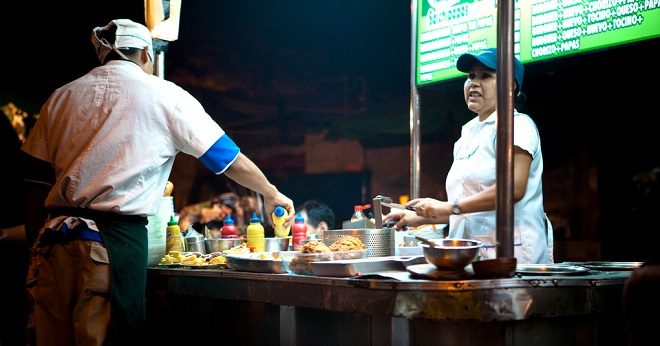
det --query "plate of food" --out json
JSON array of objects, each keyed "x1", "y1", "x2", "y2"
[
  {"x1": 225, "y1": 251, "x2": 288, "y2": 274},
  {"x1": 157, "y1": 250, "x2": 226, "y2": 268}
]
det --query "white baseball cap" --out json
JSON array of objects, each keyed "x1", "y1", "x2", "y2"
[{"x1": 92, "y1": 19, "x2": 153, "y2": 64}]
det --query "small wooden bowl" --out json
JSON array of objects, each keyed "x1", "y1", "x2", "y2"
[{"x1": 472, "y1": 257, "x2": 517, "y2": 279}]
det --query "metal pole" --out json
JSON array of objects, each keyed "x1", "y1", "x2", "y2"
[
  {"x1": 496, "y1": 0, "x2": 516, "y2": 258},
  {"x1": 410, "y1": 0, "x2": 421, "y2": 200}
]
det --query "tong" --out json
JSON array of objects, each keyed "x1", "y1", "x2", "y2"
[{"x1": 375, "y1": 195, "x2": 416, "y2": 211}]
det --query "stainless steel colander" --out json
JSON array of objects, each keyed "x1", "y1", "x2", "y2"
[{"x1": 323, "y1": 228, "x2": 395, "y2": 257}]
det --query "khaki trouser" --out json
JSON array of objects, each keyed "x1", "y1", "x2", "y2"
[{"x1": 27, "y1": 239, "x2": 111, "y2": 346}]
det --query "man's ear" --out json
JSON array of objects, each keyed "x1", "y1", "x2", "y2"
[
  {"x1": 317, "y1": 221, "x2": 329, "y2": 232},
  {"x1": 142, "y1": 47, "x2": 152, "y2": 63}
]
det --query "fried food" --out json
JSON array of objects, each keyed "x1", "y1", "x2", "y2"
[
  {"x1": 299, "y1": 240, "x2": 332, "y2": 253},
  {"x1": 288, "y1": 240, "x2": 333, "y2": 274},
  {"x1": 329, "y1": 236, "x2": 366, "y2": 251}
]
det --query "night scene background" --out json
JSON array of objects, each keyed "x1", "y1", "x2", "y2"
[{"x1": 1, "y1": 0, "x2": 659, "y2": 261}]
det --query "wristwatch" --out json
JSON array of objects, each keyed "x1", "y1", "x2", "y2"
[{"x1": 452, "y1": 199, "x2": 461, "y2": 215}]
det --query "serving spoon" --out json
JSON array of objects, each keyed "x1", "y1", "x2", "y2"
[{"x1": 415, "y1": 235, "x2": 437, "y2": 248}]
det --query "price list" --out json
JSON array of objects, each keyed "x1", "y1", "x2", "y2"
[
  {"x1": 416, "y1": 0, "x2": 660, "y2": 86},
  {"x1": 530, "y1": 0, "x2": 659, "y2": 59}
]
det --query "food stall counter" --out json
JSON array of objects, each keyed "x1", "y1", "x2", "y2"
[{"x1": 146, "y1": 262, "x2": 630, "y2": 345}]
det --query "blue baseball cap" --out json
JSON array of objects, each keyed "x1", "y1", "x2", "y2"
[{"x1": 456, "y1": 48, "x2": 524, "y2": 95}]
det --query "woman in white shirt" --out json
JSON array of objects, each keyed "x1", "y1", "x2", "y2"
[{"x1": 383, "y1": 48, "x2": 553, "y2": 264}]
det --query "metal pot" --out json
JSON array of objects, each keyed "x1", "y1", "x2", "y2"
[{"x1": 205, "y1": 238, "x2": 246, "y2": 253}]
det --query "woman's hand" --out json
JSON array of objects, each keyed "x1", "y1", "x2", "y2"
[
  {"x1": 407, "y1": 198, "x2": 451, "y2": 224},
  {"x1": 382, "y1": 209, "x2": 425, "y2": 231}
]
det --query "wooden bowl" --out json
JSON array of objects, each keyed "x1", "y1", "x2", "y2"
[{"x1": 472, "y1": 257, "x2": 517, "y2": 279}]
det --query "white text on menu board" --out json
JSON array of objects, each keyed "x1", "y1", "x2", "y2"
[
  {"x1": 531, "y1": 0, "x2": 654, "y2": 58},
  {"x1": 418, "y1": 3, "x2": 520, "y2": 81}
]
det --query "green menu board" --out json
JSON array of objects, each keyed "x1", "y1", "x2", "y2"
[{"x1": 416, "y1": 0, "x2": 660, "y2": 86}]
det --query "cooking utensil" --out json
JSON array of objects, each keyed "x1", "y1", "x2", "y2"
[
  {"x1": 323, "y1": 229, "x2": 395, "y2": 257},
  {"x1": 415, "y1": 235, "x2": 436, "y2": 248},
  {"x1": 420, "y1": 239, "x2": 483, "y2": 270},
  {"x1": 375, "y1": 195, "x2": 416, "y2": 211}
]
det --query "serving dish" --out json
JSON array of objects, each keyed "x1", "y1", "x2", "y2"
[
  {"x1": 281, "y1": 249, "x2": 369, "y2": 276},
  {"x1": 515, "y1": 264, "x2": 590, "y2": 276},
  {"x1": 311, "y1": 256, "x2": 426, "y2": 277},
  {"x1": 397, "y1": 246, "x2": 423, "y2": 256},
  {"x1": 225, "y1": 251, "x2": 290, "y2": 274},
  {"x1": 157, "y1": 262, "x2": 226, "y2": 269},
  {"x1": 178, "y1": 263, "x2": 225, "y2": 269},
  {"x1": 576, "y1": 261, "x2": 643, "y2": 271}
]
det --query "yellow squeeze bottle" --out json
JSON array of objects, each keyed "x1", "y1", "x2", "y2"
[
  {"x1": 272, "y1": 206, "x2": 291, "y2": 238},
  {"x1": 246, "y1": 212, "x2": 265, "y2": 253},
  {"x1": 165, "y1": 215, "x2": 184, "y2": 253}
]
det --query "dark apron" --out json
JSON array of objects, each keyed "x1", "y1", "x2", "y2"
[{"x1": 49, "y1": 207, "x2": 149, "y2": 345}]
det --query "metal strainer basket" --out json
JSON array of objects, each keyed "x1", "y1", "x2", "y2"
[{"x1": 323, "y1": 229, "x2": 395, "y2": 257}]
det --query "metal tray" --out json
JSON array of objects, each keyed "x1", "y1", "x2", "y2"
[
  {"x1": 179, "y1": 263, "x2": 226, "y2": 269},
  {"x1": 225, "y1": 251, "x2": 291, "y2": 274},
  {"x1": 578, "y1": 261, "x2": 643, "y2": 271},
  {"x1": 156, "y1": 263, "x2": 226, "y2": 269},
  {"x1": 516, "y1": 264, "x2": 590, "y2": 276},
  {"x1": 312, "y1": 256, "x2": 426, "y2": 277}
]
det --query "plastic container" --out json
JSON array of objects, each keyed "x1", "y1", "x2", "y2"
[
  {"x1": 272, "y1": 206, "x2": 290, "y2": 238},
  {"x1": 281, "y1": 249, "x2": 369, "y2": 276},
  {"x1": 220, "y1": 214, "x2": 238, "y2": 238},
  {"x1": 146, "y1": 196, "x2": 173, "y2": 266},
  {"x1": 350, "y1": 204, "x2": 371, "y2": 222},
  {"x1": 291, "y1": 212, "x2": 308, "y2": 251},
  {"x1": 246, "y1": 212, "x2": 265, "y2": 252},
  {"x1": 165, "y1": 215, "x2": 184, "y2": 253}
]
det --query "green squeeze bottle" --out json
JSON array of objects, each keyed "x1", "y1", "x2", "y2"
[{"x1": 246, "y1": 212, "x2": 265, "y2": 253}]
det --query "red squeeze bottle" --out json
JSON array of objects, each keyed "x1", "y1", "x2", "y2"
[
  {"x1": 291, "y1": 212, "x2": 308, "y2": 251},
  {"x1": 220, "y1": 214, "x2": 238, "y2": 238}
]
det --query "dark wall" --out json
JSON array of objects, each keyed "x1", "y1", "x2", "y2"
[
  {"x1": 278, "y1": 172, "x2": 372, "y2": 229},
  {"x1": 523, "y1": 39, "x2": 660, "y2": 261}
]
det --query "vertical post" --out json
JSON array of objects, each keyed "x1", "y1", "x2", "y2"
[
  {"x1": 410, "y1": 0, "x2": 421, "y2": 200},
  {"x1": 495, "y1": 0, "x2": 516, "y2": 258}
]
